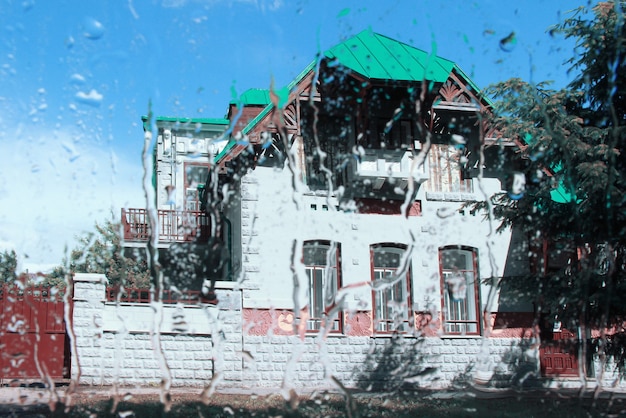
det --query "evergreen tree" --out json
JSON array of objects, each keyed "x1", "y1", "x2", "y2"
[
  {"x1": 485, "y1": 1, "x2": 625, "y2": 374},
  {"x1": 0, "y1": 249, "x2": 18, "y2": 284}
]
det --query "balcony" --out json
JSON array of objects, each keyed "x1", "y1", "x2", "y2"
[
  {"x1": 121, "y1": 208, "x2": 210, "y2": 244},
  {"x1": 354, "y1": 149, "x2": 428, "y2": 189}
]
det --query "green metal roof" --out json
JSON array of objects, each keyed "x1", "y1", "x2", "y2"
[
  {"x1": 231, "y1": 89, "x2": 271, "y2": 106},
  {"x1": 146, "y1": 116, "x2": 229, "y2": 125},
  {"x1": 216, "y1": 30, "x2": 485, "y2": 165},
  {"x1": 324, "y1": 29, "x2": 455, "y2": 83},
  {"x1": 241, "y1": 61, "x2": 317, "y2": 137},
  {"x1": 522, "y1": 135, "x2": 576, "y2": 204},
  {"x1": 142, "y1": 115, "x2": 230, "y2": 133},
  {"x1": 550, "y1": 187, "x2": 575, "y2": 204}
]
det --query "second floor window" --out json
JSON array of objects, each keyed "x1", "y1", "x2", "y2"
[
  {"x1": 303, "y1": 241, "x2": 342, "y2": 332},
  {"x1": 425, "y1": 143, "x2": 472, "y2": 194},
  {"x1": 371, "y1": 244, "x2": 413, "y2": 333},
  {"x1": 184, "y1": 163, "x2": 210, "y2": 211}
]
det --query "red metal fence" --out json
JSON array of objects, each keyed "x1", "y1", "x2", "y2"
[
  {"x1": 0, "y1": 285, "x2": 70, "y2": 381},
  {"x1": 106, "y1": 286, "x2": 201, "y2": 305},
  {"x1": 121, "y1": 208, "x2": 210, "y2": 243}
]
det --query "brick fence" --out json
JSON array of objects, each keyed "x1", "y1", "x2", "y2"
[{"x1": 71, "y1": 273, "x2": 552, "y2": 390}]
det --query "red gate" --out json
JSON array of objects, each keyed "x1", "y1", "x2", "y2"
[
  {"x1": 0, "y1": 284, "x2": 71, "y2": 382},
  {"x1": 540, "y1": 329, "x2": 579, "y2": 377}
]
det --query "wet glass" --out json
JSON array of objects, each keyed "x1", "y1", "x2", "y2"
[{"x1": 1, "y1": 1, "x2": 624, "y2": 416}]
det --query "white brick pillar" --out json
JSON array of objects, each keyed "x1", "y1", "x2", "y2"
[
  {"x1": 71, "y1": 273, "x2": 107, "y2": 385},
  {"x1": 212, "y1": 288, "x2": 244, "y2": 387}
]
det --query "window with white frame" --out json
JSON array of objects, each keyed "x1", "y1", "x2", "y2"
[
  {"x1": 184, "y1": 163, "x2": 210, "y2": 211},
  {"x1": 439, "y1": 246, "x2": 480, "y2": 335},
  {"x1": 303, "y1": 241, "x2": 341, "y2": 332},
  {"x1": 371, "y1": 244, "x2": 412, "y2": 333},
  {"x1": 424, "y1": 143, "x2": 472, "y2": 193}
]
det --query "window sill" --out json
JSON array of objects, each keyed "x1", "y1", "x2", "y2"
[{"x1": 440, "y1": 334, "x2": 483, "y2": 339}]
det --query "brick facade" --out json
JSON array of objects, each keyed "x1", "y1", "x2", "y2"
[{"x1": 72, "y1": 273, "x2": 537, "y2": 390}]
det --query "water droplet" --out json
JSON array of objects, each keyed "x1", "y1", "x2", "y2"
[
  {"x1": 337, "y1": 8, "x2": 350, "y2": 18},
  {"x1": 436, "y1": 207, "x2": 456, "y2": 218},
  {"x1": 507, "y1": 172, "x2": 526, "y2": 200},
  {"x1": 83, "y1": 17, "x2": 105, "y2": 40},
  {"x1": 70, "y1": 73, "x2": 86, "y2": 84},
  {"x1": 451, "y1": 134, "x2": 466, "y2": 146},
  {"x1": 75, "y1": 89, "x2": 103, "y2": 107},
  {"x1": 499, "y1": 32, "x2": 517, "y2": 52}
]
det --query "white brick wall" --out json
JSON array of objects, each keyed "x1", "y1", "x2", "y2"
[
  {"x1": 72, "y1": 273, "x2": 626, "y2": 391},
  {"x1": 72, "y1": 274, "x2": 242, "y2": 387}
]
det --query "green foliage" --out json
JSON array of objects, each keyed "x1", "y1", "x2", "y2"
[
  {"x1": 39, "y1": 265, "x2": 69, "y2": 289},
  {"x1": 0, "y1": 249, "x2": 18, "y2": 284},
  {"x1": 69, "y1": 220, "x2": 150, "y2": 288},
  {"x1": 486, "y1": 2, "x2": 626, "y2": 337},
  {"x1": 557, "y1": 1, "x2": 626, "y2": 125}
]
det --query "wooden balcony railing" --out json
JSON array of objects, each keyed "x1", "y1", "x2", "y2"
[{"x1": 121, "y1": 208, "x2": 210, "y2": 243}]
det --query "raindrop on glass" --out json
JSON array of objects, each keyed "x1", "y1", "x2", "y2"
[
  {"x1": 499, "y1": 32, "x2": 517, "y2": 52},
  {"x1": 507, "y1": 172, "x2": 526, "y2": 200},
  {"x1": 436, "y1": 207, "x2": 457, "y2": 219},
  {"x1": 83, "y1": 17, "x2": 105, "y2": 40},
  {"x1": 75, "y1": 89, "x2": 103, "y2": 107}
]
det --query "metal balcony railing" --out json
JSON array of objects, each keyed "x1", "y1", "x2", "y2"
[
  {"x1": 121, "y1": 208, "x2": 210, "y2": 243},
  {"x1": 106, "y1": 286, "x2": 201, "y2": 304}
]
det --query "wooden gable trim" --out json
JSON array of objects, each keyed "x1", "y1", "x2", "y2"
[
  {"x1": 216, "y1": 70, "x2": 320, "y2": 172},
  {"x1": 436, "y1": 70, "x2": 520, "y2": 149},
  {"x1": 245, "y1": 70, "x2": 318, "y2": 144}
]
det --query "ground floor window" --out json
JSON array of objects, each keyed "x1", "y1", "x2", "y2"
[
  {"x1": 303, "y1": 241, "x2": 341, "y2": 332},
  {"x1": 371, "y1": 244, "x2": 412, "y2": 333},
  {"x1": 440, "y1": 246, "x2": 480, "y2": 335}
]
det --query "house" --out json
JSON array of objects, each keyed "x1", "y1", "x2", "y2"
[{"x1": 117, "y1": 30, "x2": 562, "y2": 389}]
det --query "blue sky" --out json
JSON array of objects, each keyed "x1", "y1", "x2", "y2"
[{"x1": 0, "y1": 0, "x2": 584, "y2": 269}]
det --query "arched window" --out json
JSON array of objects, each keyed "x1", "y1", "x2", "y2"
[
  {"x1": 439, "y1": 246, "x2": 480, "y2": 335},
  {"x1": 303, "y1": 241, "x2": 342, "y2": 332},
  {"x1": 371, "y1": 244, "x2": 413, "y2": 333}
]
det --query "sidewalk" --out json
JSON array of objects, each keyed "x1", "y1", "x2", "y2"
[{"x1": 3, "y1": 382, "x2": 626, "y2": 414}]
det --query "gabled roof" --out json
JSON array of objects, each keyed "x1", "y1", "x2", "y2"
[
  {"x1": 324, "y1": 29, "x2": 455, "y2": 83},
  {"x1": 216, "y1": 30, "x2": 486, "y2": 164}
]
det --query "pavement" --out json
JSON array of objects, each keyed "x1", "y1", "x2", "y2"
[
  {"x1": 0, "y1": 384, "x2": 285, "y2": 416},
  {"x1": 3, "y1": 381, "x2": 626, "y2": 416}
]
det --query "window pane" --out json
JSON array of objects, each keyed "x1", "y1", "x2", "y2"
[
  {"x1": 372, "y1": 245, "x2": 411, "y2": 332},
  {"x1": 373, "y1": 250, "x2": 402, "y2": 268},
  {"x1": 303, "y1": 242, "x2": 340, "y2": 332},
  {"x1": 441, "y1": 248, "x2": 479, "y2": 334}
]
